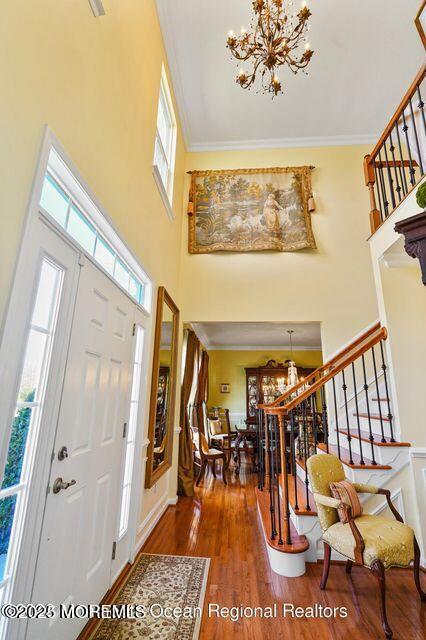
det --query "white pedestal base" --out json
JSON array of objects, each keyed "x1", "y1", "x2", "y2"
[{"x1": 265, "y1": 540, "x2": 306, "y2": 577}]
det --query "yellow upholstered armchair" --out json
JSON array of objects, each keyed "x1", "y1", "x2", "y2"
[{"x1": 307, "y1": 453, "x2": 425, "y2": 639}]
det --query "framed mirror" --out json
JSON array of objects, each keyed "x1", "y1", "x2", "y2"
[
  {"x1": 416, "y1": 0, "x2": 426, "y2": 49},
  {"x1": 145, "y1": 287, "x2": 179, "y2": 488}
]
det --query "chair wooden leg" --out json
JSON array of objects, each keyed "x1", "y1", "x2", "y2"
[
  {"x1": 346, "y1": 560, "x2": 353, "y2": 574},
  {"x1": 414, "y1": 536, "x2": 426, "y2": 601},
  {"x1": 211, "y1": 460, "x2": 216, "y2": 478},
  {"x1": 370, "y1": 560, "x2": 393, "y2": 639},
  {"x1": 221, "y1": 455, "x2": 227, "y2": 485},
  {"x1": 196, "y1": 460, "x2": 206, "y2": 486},
  {"x1": 320, "y1": 542, "x2": 331, "y2": 590}
]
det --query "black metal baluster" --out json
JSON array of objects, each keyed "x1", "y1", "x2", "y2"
[
  {"x1": 383, "y1": 142, "x2": 396, "y2": 210},
  {"x1": 342, "y1": 369, "x2": 354, "y2": 465},
  {"x1": 332, "y1": 377, "x2": 341, "y2": 460},
  {"x1": 273, "y1": 417, "x2": 283, "y2": 545},
  {"x1": 361, "y1": 354, "x2": 377, "y2": 465},
  {"x1": 379, "y1": 341, "x2": 396, "y2": 443},
  {"x1": 373, "y1": 164, "x2": 385, "y2": 222},
  {"x1": 268, "y1": 415, "x2": 276, "y2": 539},
  {"x1": 402, "y1": 108, "x2": 416, "y2": 186},
  {"x1": 389, "y1": 131, "x2": 402, "y2": 203},
  {"x1": 302, "y1": 401, "x2": 311, "y2": 512},
  {"x1": 297, "y1": 404, "x2": 303, "y2": 461},
  {"x1": 351, "y1": 362, "x2": 365, "y2": 465},
  {"x1": 310, "y1": 392, "x2": 318, "y2": 451},
  {"x1": 257, "y1": 409, "x2": 264, "y2": 489},
  {"x1": 290, "y1": 409, "x2": 299, "y2": 512},
  {"x1": 409, "y1": 97, "x2": 424, "y2": 175},
  {"x1": 371, "y1": 346, "x2": 386, "y2": 443},
  {"x1": 417, "y1": 83, "x2": 426, "y2": 139},
  {"x1": 395, "y1": 120, "x2": 409, "y2": 195},
  {"x1": 320, "y1": 384, "x2": 329, "y2": 453},
  {"x1": 377, "y1": 149, "x2": 390, "y2": 217}
]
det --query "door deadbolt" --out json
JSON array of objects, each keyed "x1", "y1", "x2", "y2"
[
  {"x1": 57, "y1": 446, "x2": 68, "y2": 461},
  {"x1": 52, "y1": 477, "x2": 76, "y2": 494}
]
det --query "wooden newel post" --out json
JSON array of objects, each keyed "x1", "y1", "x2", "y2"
[
  {"x1": 278, "y1": 412, "x2": 291, "y2": 545},
  {"x1": 364, "y1": 154, "x2": 381, "y2": 234}
]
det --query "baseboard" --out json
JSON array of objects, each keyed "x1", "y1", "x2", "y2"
[
  {"x1": 167, "y1": 495, "x2": 179, "y2": 506},
  {"x1": 134, "y1": 491, "x2": 169, "y2": 555}
]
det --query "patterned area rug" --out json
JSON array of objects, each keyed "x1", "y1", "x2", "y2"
[{"x1": 91, "y1": 554, "x2": 210, "y2": 640}]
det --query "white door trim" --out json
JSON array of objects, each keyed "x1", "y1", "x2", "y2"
[{"x1": 0, "y1": 127, "x2": 154, "y2": 639}]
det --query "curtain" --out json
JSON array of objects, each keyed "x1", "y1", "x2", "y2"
[
  {"x1": 194, "y1": 349, "x2": 209, "y2": 435},
  {"x1": 177, "y1": 330, "x2": 199, "y2": 496}
]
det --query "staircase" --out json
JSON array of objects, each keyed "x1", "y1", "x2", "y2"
[{"x1": 255, "y1": 322, "x2": 412, "y2": 575}]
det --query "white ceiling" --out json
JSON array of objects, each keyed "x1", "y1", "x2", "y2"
[
  {"x1": 192, "y1": 322, "x2": 322, "y2": 349},
  {"x1": 156, "y1": 0, "x2": 425, "y2": 150}
]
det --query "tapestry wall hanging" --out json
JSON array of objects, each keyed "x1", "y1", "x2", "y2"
[{"x1": 187, "y1": 166, "x2": 316, "y2": 253}]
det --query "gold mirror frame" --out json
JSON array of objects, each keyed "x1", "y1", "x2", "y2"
[
  {"x1": 145, "y1": 287, "x2": 179, "y2": 488},
  {"x1": 415, "y1": 1, "x2": 426, "y2": 49}
]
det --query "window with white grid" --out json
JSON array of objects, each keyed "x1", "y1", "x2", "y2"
[{"x1": 153, "y1": 67, "x2": 177, "y2": 211}]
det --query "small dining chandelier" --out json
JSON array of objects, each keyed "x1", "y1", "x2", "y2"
[{"x1": 226, "y1": 0, "x2": 314, "y2": 97}]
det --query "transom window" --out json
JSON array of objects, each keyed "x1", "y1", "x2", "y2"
[
  {"x1": 153, "y1": 67, "x2": 177, "y2": 210},
  {"x1": 39, "y1": 150, "x2": 151, "y2": 312}
]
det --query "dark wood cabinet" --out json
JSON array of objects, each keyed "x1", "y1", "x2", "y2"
[{"x1": 245, "y1": 360, "x2": 315, "y2": 425}]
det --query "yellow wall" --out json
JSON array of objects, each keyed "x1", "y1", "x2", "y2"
[
  {"x1": 0, "y1": 0, "x2": 185, "y2": 324},
  {"x1": 0, "y1": 0, "x2": 185, "y2": 541},
  {"x1": 181, "y1": 147, "x2": 379, "y2": 358},
  {"x1": 208, "y1": 349, "x2": 323, "y2": 417}
]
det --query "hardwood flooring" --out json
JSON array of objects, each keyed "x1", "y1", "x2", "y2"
[{"x1": 143, "y1": 460, "x2": 425, "y2": 640}]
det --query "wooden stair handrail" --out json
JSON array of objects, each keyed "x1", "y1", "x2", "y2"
[
  {"x1": 369, "y1": 64, "x2": 426, "y2": 161},
  {"x1": 264, "y1": 327, "x2": 388, "y2": 415},
  {"x1": 259, "y1": 321, "x2": 381, "y2": 409}
]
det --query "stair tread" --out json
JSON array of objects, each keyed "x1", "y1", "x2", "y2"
[
  {"x1": 355, "y1": 412, "x2": 390, "y2": 422},
  {"x1": 337, "y1": 428, "x2": 410, "y2": 447},
  {"x1": 317, "y1": 443, "x2": 392, "y2": 469},
  {"x1": 288, "y1": 472, "x2": 317, "y2": 516},
  {"x1": 372, "y1": 398, "x2": 389, "y2": 402}
]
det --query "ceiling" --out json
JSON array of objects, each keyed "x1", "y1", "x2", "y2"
[
  {"x1": 156, "y1": 0, "x2": 424, "y2": 150},
  {"x1": 191, "y1": 322, "x2": 322, "y2": 349}
]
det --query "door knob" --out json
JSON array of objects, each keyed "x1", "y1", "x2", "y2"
[{"x1": 52, "y1": 477, "x2": 77, "y2": 494}]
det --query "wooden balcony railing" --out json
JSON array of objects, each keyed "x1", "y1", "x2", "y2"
[
  {"x1": 364, "y1": 64, "x2": 426, "y2": 235},
  {"x1": 256, "y1": 324, "x2": 393, "y2": 547}
]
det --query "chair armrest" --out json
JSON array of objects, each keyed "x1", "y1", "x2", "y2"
[
  {"x1": 313, "y1": 493, "x2": 365, "y2": 565},
  {"x1": 313, "y1": 493, "x2": 342, "y2": 509},
  {"x1": 377, "y1": 488, "x2": 404, "y2": 523},
  {"x1": 352, "y1": 482, "x2": 379, "y2": 494}
]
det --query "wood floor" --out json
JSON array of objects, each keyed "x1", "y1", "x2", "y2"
[{"x1": 143, "y1": 461, "x2": 426, "y2": 640}]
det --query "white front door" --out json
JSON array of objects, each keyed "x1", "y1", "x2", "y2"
[{"x1": 28, "y1": 258, "x2": 136, "y2": 640}]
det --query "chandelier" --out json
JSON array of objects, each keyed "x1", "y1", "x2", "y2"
[
  {"x1": 226, "y1": 0, "x2": 314, "y2": 96},
  {"x1": 286, "y1": 330, "x2": 299, "y2": 388}
]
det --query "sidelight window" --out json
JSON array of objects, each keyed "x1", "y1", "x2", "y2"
[
  {"x1": 118, "y1": 324, "x2": 144, "y2": 538},
  {"x1": 0, "y1": 258, "x2": 63, "y2": 591}
]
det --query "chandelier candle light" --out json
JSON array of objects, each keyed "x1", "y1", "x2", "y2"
[{"x1": 226, "y1": 0, "x2": 314, "y2": 96}]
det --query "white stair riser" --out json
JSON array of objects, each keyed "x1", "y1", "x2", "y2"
[
  {"x1": 330, "y1": 434, "x2": 407, "y2": 466},
  {"x1": 356, "y1": 413, "x2": 393, "y2": 430}
]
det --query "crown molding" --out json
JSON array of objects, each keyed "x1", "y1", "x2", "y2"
[
  {"x1": 156, "y1": 1, "x2": 380, "y2": 155},
  {"x1": 187, "y1": 133, "x2": 379, "y2": 153},
  {"x1": 205, "y1": 345, "x2": 322, "y2": 352}
]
